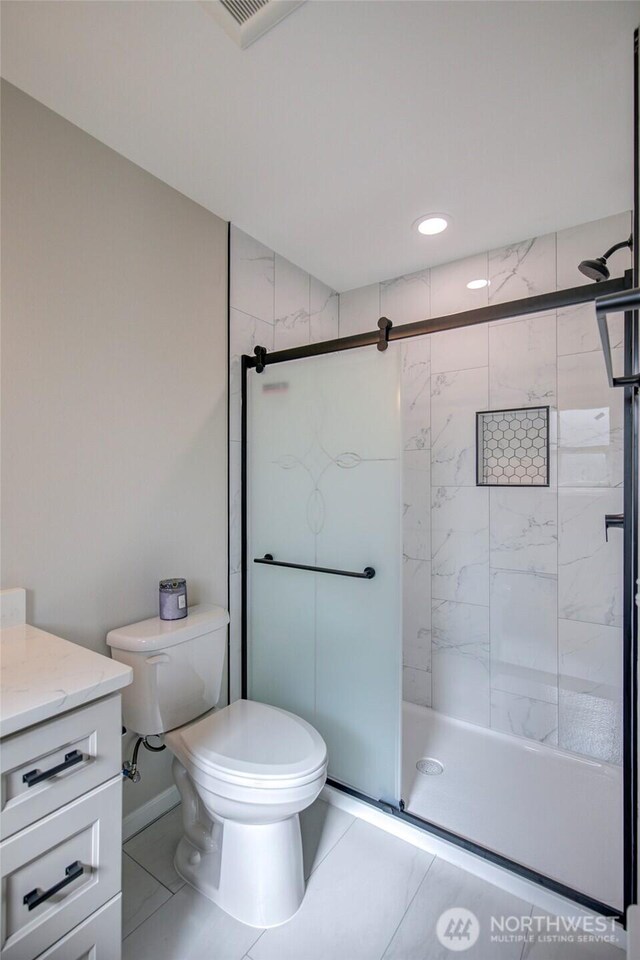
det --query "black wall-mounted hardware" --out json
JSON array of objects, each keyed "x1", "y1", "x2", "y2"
[
  {"x1": 22, "y1": 749, "x2": 84, "y2": 787},
  {"x1": 254, "y1": 345, "x2": 267, "y2": 373},
  {"x1": 23, "y1": 861, "x2": 84, "y2": 911},
  {"x1": 254, "y1": 554, "x2": 375, "y2": 579},
  {"x1": 377, "y1": 317, "x2": 392, "y2": 351},
  {"x1": 605, "y1": 513, "x2": 625, "y2": 541}
]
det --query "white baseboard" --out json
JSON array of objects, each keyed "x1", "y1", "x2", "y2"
[
  {"x1": 321, "y1": 784, "x2": 626, "y2": 949},
  {"x1": 122, "y1": 784, "x2": 181, "y2": 842}
]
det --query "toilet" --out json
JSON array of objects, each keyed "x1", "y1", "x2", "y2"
[{"x1": 107, "y1": 604, "x2": 327, "y2": 928}]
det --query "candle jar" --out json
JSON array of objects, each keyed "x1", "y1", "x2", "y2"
[{"x1": 159, "y1": 578, "x2": 188, "y2": 620}]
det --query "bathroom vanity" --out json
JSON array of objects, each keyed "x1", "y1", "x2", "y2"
[{"x1": 0, "y1": 588, "x2": 132, "y2": 960}]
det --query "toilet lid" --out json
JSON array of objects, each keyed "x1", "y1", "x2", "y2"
[{"x1": 171, "y1": 699, "x2": 327, "y2": 784}]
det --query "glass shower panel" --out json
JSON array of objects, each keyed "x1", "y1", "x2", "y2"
[{"x1": 247, "y1": 345, "x2": 403, "y2": 803}]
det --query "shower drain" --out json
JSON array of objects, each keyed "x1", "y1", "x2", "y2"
[{"x1": 416, "y1": 757, "x2": 444, "y2": 776}]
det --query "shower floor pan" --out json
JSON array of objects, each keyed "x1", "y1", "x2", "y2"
[{"x1": 402, "y1": 700, "x2": 623, "y2": 911}]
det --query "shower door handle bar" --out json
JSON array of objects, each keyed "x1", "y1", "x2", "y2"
[
  {"x1": 596, "y1": 286, "x2": 640, "y2": 389},
  {"x1": 254, "y1": 554, "x2": 375, "y2": 579},
  {"x1": 605, "y1": 514, "x2": 625, "y2": 542}
]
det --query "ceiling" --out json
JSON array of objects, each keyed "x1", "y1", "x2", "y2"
[{"x1": 2, "y1": 1, "x2": 639, "y2": 292}]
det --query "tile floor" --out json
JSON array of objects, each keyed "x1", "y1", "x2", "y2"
[{"x1": 122, "y1": 800, "x2": 625, "y2": 959}]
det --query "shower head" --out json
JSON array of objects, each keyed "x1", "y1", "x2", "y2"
[{"x1": 578, "y1": 234, "x2": 633, "y2": 282}]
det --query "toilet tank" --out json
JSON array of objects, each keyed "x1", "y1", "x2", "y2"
[{"x1": 106, "y1": 604, "x2": 229, "y2": 736}]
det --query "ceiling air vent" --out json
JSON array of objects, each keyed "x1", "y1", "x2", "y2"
[{"x1": 203, "y1": 0, "x2": 305, "y2": 49}]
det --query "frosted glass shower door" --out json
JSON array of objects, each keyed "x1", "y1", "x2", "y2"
[{"x1": 247, "y1": 346, "x2": 403, "y2": 803}]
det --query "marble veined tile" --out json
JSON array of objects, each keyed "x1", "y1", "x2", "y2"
[
  {"x1": 558, "y1": 348, "x2": 624, "y2": 488},
  {"x1": 431, "y1": 252, "x2": 489, "y2": 317},
  {"x1": 403, "y1": 666, "x2": 431, "y2": 708},
  {"x1": 431, "y1": 322, "x2": 488, "y2": 374},
  {"x1": 230, "y1": 226, "x2": 274, "y2": 323},
  {"x1": 491, "y1": 689, "x2": 558, "y2": 745},
  {"x1": 229, "y1": 308, "x2": 274, "y2": 442},
  {"x1": 489, "y1": 311, "x2": 556, "y2": 409},
  {"x1": 338, "y1": 283, "x2": 380, "y2": 337},
  {"x1": 488, "y1": 232, "x2": 556, "y2": 305},
  {"x1": 383, "y1": 856, "x2": 530, "y2": 959},
  {"x1": 250, "y1": 819, "x2": 433, "y2": 960},
  {"x1": 556, "y1": 212, "x2": 632, "y2": 291},
  {"x1": 122, "y1": 884, "x2": 262, "y2": 960},
  {"x1": 310, "y1": 277, "x2": 339, "y2": 344},
  {"x1": 403, "y1": 556, "x2": 431, "y2": 673},
  {"x1": 274, "y1": 254, "x2": 310, "y2": 351},
  {"x1": 520, "y1": 914, "x2": 624, "y2": 958},
  {"x1": 489, "y1": 487, "x2": 557, "y2": 575},
  {"x1": 490, "y1": 569, "x2": 558, "y2": 704},
  {"x1": 401, "y1": 335, "x2": 431, "y2": 451},
  {"x1": 432, "y1": 598, "x2": 490, "y2": 726},
  {"x1": 403, "y1": 450, "x2": 430, "y2": 559},
  {"x1": 122, "y1": 853, "x2": 171, "y2": 939},
  {"x1": 300, "y1": 799, "x2": 355, "y2": 880},
  {"x1": 558, "y1": 488, "x2": 623, "y2": 627},
  {"x1": 559, "y1": 618, "x2": 622, "y2": 763},
  {"x1": 431, "y1": 366, "x2": 488, "y2": 487},
  {"x1": 557, "y1": 300, "x2": 624, "y2": 357},
  {"x1": 432, "y1": 485, "x2": 489, "y2": 605},
  {"x1": 380, "y1": 268, "x2": 430, "y2": 324}
]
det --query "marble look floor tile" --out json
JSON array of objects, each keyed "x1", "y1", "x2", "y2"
[
  {"x1": 309, "y1": 277, "x2": 339, "y2": 344},
  {"x1": 122, "y1": 853, "x2": 172, "y2": 939},
  {"x1": 558, "y1": 488, "x2": 623, "y2": 627},
  {"x1": 558, "y1": 348, "x2": 624, "y2": 488},
  {"x1": 559, "y1": 618, "x2": 622, "y2": 763},
  {"x1": 489, "y1": 487, "x2": 557, "y2": 575},
  {"x1": 557, "y1": 300, "x2": 624, "y2": 357},
  {"x1": 403, "y1": 557, "x2": 431, "y2": 672},
  {"x1": 122, "y1": 884, "x2": 262, "y2": 960},
  {"x1": 274, "y1": 254, "x2": 310, "y2": 351},
  {"x1": 338, "y1": 283, "x2": 380, "y2": 337},
  {"x1": 431, "y1": 367, "x2": 488, "y2": 487},
  {"x1": 403, "y1": 451, "x2": 430, "y2": 560},
  {"x1": 488, "y1": 233, "x2": 556, "y2": 305},
  {"x1": 520, "y1": 913, "x2": 624, "y2": 958},
  {"x1": 432, "y1": 599, "x2": 490, "y2": 726},
  {"x1": 383, "y1": 856, "x2": 531, "y2": 959},
  {"x1": 431, "y1": 253, "x2": 489, "y2": 318},
  {"x1": 401, "y1": 336, "x2": 431, "y2": 451},
  {"x1": 491, "y1": 689, "x2": 558, "y2": 745},
  {"x1": 490, "y1": 569, "x2": 558, "y2": 704},
  {"x1": 381, "y1": 268, "x2": 430, "y2": 324},
  {"x1": 249, "y1": 819, "x2": 433, "y2": 960},
  {"x1": 431, "y1": 486, "x2": 489, "y2": 606},
  {"x1": 489, "y1": 311, "x2": 556, "y2": 409},
  {"x1": 556, "y1": 212, "x2": 632, "y2": 291},
  {"x1": 299, "y1": 799, "x2": 355, "y2": 880},
  {"x1": 229, "y1": 308, "x2": 274, "y2": 442},
  {"x1": 402, "y1": 666, "x2": 431, "y2": 708},
  {"x1": 230, "y1": 227, "x2": 275, "y2": 323},
  {"x1": 431, "y1": 323, "x2": 488, "y2": 374},
  {"x1": 124, "y1": 805, "x2": 185, "y2": 893}
]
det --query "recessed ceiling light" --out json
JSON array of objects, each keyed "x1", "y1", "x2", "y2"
[
  {"x1": 415, "y1": 215, "x2": 449, "y2": 236},
  {"x1": 466, "y1": 278, "x2": 490, "y2": 290}
]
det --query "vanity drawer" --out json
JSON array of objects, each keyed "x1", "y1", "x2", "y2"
[
  {"x1": 1, "y1": 696, "x2": 121, "y2": 839},
  {"x1": 0, "y1": 776, "x2": 121, "y2": 960},
  {"x1": 35, "y1": 896, "x2": 121, "y2": 960}
]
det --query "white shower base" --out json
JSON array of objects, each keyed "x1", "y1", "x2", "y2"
[{"x1": 402, "y1": 700, "x2": 623, "y2": 911}]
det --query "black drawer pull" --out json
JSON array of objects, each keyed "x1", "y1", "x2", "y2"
[
  {"x1": 22, "y1": 749, "x2": 84, "y2": 787},
  {"x1": 23, "y1": 860, "x2": 84, "y2": 911}
]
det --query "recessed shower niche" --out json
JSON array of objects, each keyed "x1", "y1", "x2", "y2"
[{"x1": 476, "y1": 405, "x2": 549, "y2": 486}]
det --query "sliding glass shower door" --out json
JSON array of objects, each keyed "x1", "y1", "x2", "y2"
[{"x1": 246, "y1": 346, "x2": 403, "y2": 804}]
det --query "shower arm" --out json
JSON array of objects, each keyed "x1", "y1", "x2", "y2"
[{"x1": 602, "y1": 235, "x2": 633, "y2": 261}]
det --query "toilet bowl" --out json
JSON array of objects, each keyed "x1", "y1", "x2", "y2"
[
  {"x1": 107, "y1": 605, "x2": 327, "y2": 928},
  {"x1": 166, "y1": 699, "x2": 327, "y2": 926}
]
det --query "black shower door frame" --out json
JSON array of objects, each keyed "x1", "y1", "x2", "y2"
[{"x1": 240, "y1": 265, "x2": 637, "y2": 925}]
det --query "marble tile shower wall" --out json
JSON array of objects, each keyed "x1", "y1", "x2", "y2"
[
  {"x1": 340, "y1": 212, "x2": 631, "y2": 765},
  {"x1": 229, "y1": 213, "x2": 630, "y2": 764}
]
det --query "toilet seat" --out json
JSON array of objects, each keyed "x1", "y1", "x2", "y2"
[{"x1": 166, "y1": 699, "x2": 327, "y2": 790}]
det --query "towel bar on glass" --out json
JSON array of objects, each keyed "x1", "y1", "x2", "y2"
[{"x1": 253, "y1": 554, "x2": 375, "y2": 579}]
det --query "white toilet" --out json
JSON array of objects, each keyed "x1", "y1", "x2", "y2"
[{"x1": 107, "y1": 604, "x2": 327, "y2": 928}]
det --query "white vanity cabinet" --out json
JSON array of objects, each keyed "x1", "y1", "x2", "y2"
[{"x1": 0, "y1": 589, "x2": 132, "y2": 960}]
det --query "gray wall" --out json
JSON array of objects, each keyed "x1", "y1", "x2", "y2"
[{"x1": 1, "y1": 81, "x2": 229, "y2": 816}]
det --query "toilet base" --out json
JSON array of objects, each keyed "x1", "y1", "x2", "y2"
[{"x1": 174, "y1": 813, "x2": 305, "y2": 928}]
